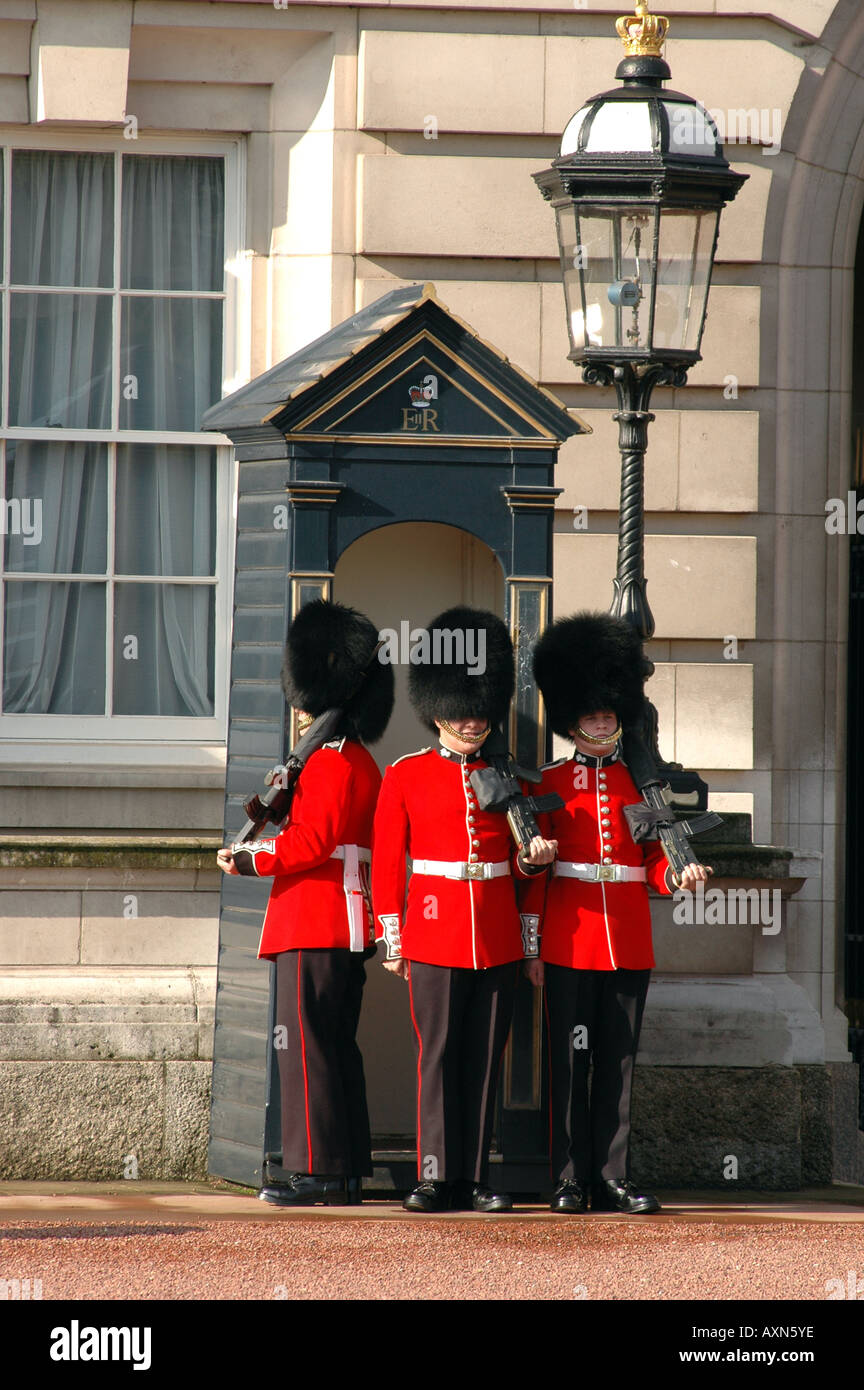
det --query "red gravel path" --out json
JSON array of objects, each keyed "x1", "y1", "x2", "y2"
[{"x1": 2, "y1": 1216, "x2": 863, "y2": 1301}]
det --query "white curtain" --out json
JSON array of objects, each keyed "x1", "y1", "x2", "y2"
[
  {"x1": 120, "y1": 155, "x2": 223, "y2": 431},
  {"x1": 2, "y1": 151, "x2": 223, "y2": 717},
  {"x1": 113, "y1": 444, "x2": 215, "y2": 716},
  {"x1": 9, "y1": 151, "x2": 114, "y2": 429},
  {"x1": 3, "y1": 441, "x2": 107, "y2": 713}
]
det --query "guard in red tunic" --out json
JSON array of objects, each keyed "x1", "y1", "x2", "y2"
[
  {"x1": 372, "y1": 606, "x2": 556, "y2": 1213},
  {"x1": 523, "y1": 612, "x2": 709, "y2": 1215},
  {"x1": 217, "y1": 600, "x2": 393, "y2": 1206}
]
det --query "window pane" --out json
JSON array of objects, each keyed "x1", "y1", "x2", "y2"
[
  {"x1": 3, "y1": 580, "x2": 105, "y2": 713},
  {"x1": 11, "y1": 151, "x2": 114, "y2": 287},
  {"x1": 113, "y1": 582, "x2": 215, "y2": 716},
  {"x1": 119, "y1": 297, "x2": 222, "y2": 431},
  {"x1": 4, "y1": 440, "x2": 107, "y2": 573},
  {"x1": 9, "y1": 292, "x2": 113, "y2": 428},
  {"x1": 122, "y1": 155, "x2": 224, "y2": 291},
  {"x1": 115, "y1": 445, "x2": 216, "y2": 576}
]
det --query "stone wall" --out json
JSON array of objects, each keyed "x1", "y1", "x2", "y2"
[{"x1": 0, "y1": 840, "x2": 219, "y2": 1180}]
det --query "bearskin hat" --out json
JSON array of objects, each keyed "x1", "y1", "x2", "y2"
[
  {"x1": 282, "y1": 599, "x2": 394, "y2": 744},
  {"x1": 532, "y1": 611, "x2": 649, "y2": 740},
  {"x1": 408, "y1": 605, "x2": 514, "y2": 732}
]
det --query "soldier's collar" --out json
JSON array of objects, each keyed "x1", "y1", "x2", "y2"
[
  {"x1": 438, "y1": 743, "x2": 483, "y2": 765},
  {"x1": 572, "y1": 745, "x2": 621, "y2": 770}
]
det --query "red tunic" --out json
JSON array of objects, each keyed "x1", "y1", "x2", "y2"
[
  {"x1": 519, "y1": 751, "x2": 673, "y2": 971},
  {"x1": 231, "y1": 738, "x2": 381, "y2": 961},
  {"x1": 371, "y1": 746, "x2": 532, "y2": 970}
]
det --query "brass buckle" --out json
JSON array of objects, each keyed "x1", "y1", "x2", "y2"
[
  {"x1": 597, "y1": 864, "x2": 615, "y2": 881},
  {"x1": 465, "y1": 863, "x2": 486, "y2": 880}
]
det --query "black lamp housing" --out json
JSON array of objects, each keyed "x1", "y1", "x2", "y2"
[{"x1": 535, "y1": 52, "x2": 748, "y2": 367}]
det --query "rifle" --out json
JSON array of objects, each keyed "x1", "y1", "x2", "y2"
[
  {"x1": 469, "y1": 727, "x2": 564, "y2": 852},
  {"x1": 237, "y1": 708, "x2": 344, "y2": 842},
  {"x1": 621, "y1": 728, "x2": 721, "y2": 880}
]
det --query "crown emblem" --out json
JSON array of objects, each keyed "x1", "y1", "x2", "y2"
[
  {"x1": 615, "y1": 2, "x2": 669, "y2": 59},
  {"x1": 408, "y1": 374, "x2": 438, "y2": 408}
]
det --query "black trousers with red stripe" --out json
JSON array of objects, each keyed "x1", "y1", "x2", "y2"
[
  {"x1": 407, "y1": 959, "x2": 519, "y2": 1185},
  {"x1": 274, "y1": 947, "x2": 374, "y2": 1177},
  {"x1": 544, "y1": 963, "x2": 651, "y2": 1185}
]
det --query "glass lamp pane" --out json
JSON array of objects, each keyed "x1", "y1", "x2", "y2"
[
  {"x1": 559, "y1": 204, "x2": 657, "y2": 353},
  {"x1": 583, "y1": 102, "x2": 654, "y2": 153},
  {"x1": 665, "y1": 102, "x2": 720, "y2": 158},
  {"x1": 560, "y1": 107, "x2": 590, "y2": 157},
  {"x1": 654, "y1": 209, "x2": 718, "y2": 352}
]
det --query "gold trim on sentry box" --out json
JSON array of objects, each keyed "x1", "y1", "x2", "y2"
[
  {"x1": 284, "y1": 433, "x2": 557, "y2": 449},
  {"x1": 287, "y1": 332, "x2": 558, "y2": 440}
]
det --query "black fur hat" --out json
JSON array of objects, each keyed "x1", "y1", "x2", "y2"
[
  {"x1": 532, "y1": 611, "x2": 649, "y2": 739},
  {"x1": 282, "y1": 599, "x2": 394, "y2": 744},
  {"x1": 408, "y1": 605, "x2": 514, "y2": 732}
]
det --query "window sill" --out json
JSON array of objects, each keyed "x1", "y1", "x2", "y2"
[{"x1": 0, "y1": 742, "x2": 227, "y2": 788}]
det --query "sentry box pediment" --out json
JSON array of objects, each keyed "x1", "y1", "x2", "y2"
[{"x1": 203, "y1": 282, "x2": 588, "y2": 453}]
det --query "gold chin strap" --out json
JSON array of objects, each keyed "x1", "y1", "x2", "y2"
[
  {"x1": 576, "y1": 723, "x2": 623, "y2": 746},
  {"x1": 438, "y1": 719, "x2": 491, "y2": 745},
  {"x1": 296, "y1": 712, "x2": 315, "y2": 733}
]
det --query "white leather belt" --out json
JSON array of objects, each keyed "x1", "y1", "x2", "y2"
[
  {"x1": 331, "y1": 845, "x2": 372, "y2": 951},
  {"x1": 554, "y1": 861, "x2": 646, "y2": 883},
  {"x1": 330, "y1": 845, "x2": 371, "y2": 864},
  {"x1": 410, "y1": 858, "x2": 510, "y2": 882}
]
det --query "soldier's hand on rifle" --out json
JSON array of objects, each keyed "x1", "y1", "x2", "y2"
[
  {"x1": 675, "y1": 863, "x2": 713, "y2": 891},
  {"x1": 522, "y1": 835, "x2": 558, "y2": 866},
  {"x1": 382, "y1": 958, "x2": 410, "y2": 980},
  {"x1": 216, "y1": 847, "x2": 238, "y2": 875}
]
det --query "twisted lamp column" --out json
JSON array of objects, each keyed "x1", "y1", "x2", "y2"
[{"x1": 582, "y1": 360, "x2": 689, "y2": 766}]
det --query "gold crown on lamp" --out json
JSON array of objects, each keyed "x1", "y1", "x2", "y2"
[{"x1": 615, "y1": 2, "x2": 669, "y2": 59}]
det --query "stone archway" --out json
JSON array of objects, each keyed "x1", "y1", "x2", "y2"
[
  {"x1": 334, "y1": 520, "x2": 505, "y2": 1138},
  {"x1": 767, "y1": 0, "x2": 864, "y2": 1064}
]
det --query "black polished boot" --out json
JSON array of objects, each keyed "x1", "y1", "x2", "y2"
[
  {"x1": 450, "y1": 1180, "x2": 512, "y2": 1213},
  {"x1": 258, "y1": 1174, "x2": 346, "y2": 1207},
  {"x1": 550, "y1": 1179, "x2": 588, "y2": 1214},
  {"x1": 402, "y1": 1180, "x2": 451, "y2": 1213},
  {"x1": 591, "y1": 1179, "x2": 661, "y2": 1215}
]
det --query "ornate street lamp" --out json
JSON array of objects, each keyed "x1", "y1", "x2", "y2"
[{"x1": 535, "y1": 2, "x2": 747, "y2": 685}]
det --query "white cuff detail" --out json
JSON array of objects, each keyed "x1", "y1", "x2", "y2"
[{"x1": 377, "y1": 913, "x2": 403, "y2": 961}]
